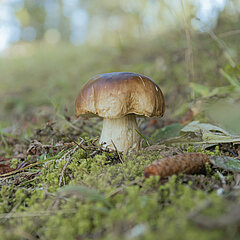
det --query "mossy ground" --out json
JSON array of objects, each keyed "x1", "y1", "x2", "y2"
[
  {"x1": 1, "y1": 143, "x2": 239, "y2": 240},
  {"x1": 1, "y1": 29, "x2": 240, "y2": 239},
  {"x1": 1, "y1": 142, "x2": 239, "y2": 240}
]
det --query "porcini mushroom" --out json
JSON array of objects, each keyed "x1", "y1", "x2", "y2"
[{"x1": 75, "y1": 72, "x2": 165, "y2": 154}]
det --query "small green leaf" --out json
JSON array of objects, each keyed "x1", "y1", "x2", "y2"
[
  {"x1": 150, "y1": 123, "x2": 183, "y2": 143},
  {"x1": 210, "y1": 156, "x2": 240, "y2": 173}
]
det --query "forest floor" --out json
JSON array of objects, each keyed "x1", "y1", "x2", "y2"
[{"x1": 1, "y1": 29, "x2": 240, "y2": 239}]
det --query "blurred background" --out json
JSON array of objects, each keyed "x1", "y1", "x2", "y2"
[
  {"x1": 1, "y1": 0, "x2": 240, "y2": 135},
  {"x1": 0, "y1": 0, "x2": 229, "y2": 51}
]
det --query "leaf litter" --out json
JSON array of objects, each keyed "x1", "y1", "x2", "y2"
[
  {"x1": 0, "y1": 120, "x2": 122, "y2": 185},
  {"x1": 164, "y1": 121, "x2": 240, "y2": 146},
  {"x1": 2, "y1": 119, "x2": 240, "y2": 189}
]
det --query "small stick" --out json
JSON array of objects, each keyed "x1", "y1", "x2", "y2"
[
  {"x1": 0, "y1": 162, "x2": 42, "y2": 178},
  {"x1": 59, "y1": 157, "x2": 71, "y2": 187},
  {"x1": 59, "y1": 146, "x2": 78, "y2": 186},
  {"x1": 111, "y1": 140, "x2": 123, "y2": 164},
  {"x1": 0, "y1": 209, "x2": 76, "y2": 219}
]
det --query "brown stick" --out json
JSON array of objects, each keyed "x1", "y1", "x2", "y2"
[{"x1": 144, "y1": 153, "x2": 210, "y2": 178}]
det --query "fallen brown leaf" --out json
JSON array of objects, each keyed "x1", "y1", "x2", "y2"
[{"x1": 0, "y1": 163, "x2": 15, "y2": 175}]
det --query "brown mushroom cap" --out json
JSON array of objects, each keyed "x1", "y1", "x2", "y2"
[{"x1": 75, "y1": 72, "x2": 165, "y2": 119}]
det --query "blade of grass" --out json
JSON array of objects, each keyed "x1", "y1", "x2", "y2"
[
  {"x1": 220, "y1": 68, "x2": 240, "y2": 90},
  {"x1": 135, "y1": 129, "x2": 150, "y2": 147}
]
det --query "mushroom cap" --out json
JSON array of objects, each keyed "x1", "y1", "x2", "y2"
[{"x1": 75, "y1": 72, "x2": 165, "y2": 119}]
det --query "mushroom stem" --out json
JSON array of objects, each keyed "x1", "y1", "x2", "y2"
[{"x1": 100, "y1": 114, "x2": 140, "y2": 154}]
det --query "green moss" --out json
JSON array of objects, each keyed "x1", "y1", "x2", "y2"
[{"x1": 0, "y1": 149, "x2": 238, "y2": 240}]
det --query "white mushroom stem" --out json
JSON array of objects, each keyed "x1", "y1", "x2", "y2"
[{"x1": 99, "y1": 114, "x2": 140, "y2": 154}]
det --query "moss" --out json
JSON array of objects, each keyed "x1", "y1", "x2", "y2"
[
  {"x1": 10, "y1": 158, "x2": 18, "y2": 169},
  {"x1": 0, "y1": 149, "x2": 238, "y2": 240}
]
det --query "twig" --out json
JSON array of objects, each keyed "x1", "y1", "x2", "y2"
[
  {"x1": 0, "y1": 161, "x2": 42, "y2": 178},
  {"x1": 59, "y1": 146, "x2": 78, "y2": 186},
  {"x1": 0, "y1": 209, "x2": 76, "y2": 219},
  {"x1": 73, "y1": 139, "x2": 85, "y2": 150},
  {"x1": 59, "y1": 157, "x2": 71, "y2": 187},
  {"x1": 111, "y1": 140, "x2": 123, "y2": 164}
]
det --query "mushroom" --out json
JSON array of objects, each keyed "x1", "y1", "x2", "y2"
[{"x1": 75, "y1": 72, "x2": 165, "y2": 154}]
